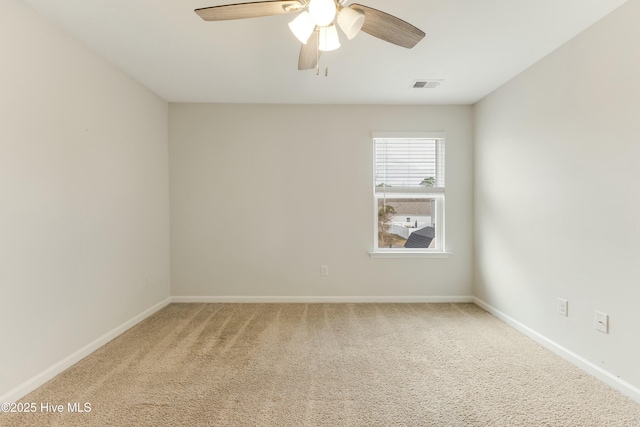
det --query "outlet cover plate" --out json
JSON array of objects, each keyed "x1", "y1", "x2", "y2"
[
  {"x1": 558, "y1": 298, "x2": 568, "y2": 316},
  {"x1": 595, "y1": 311, "x2": 609, "y2": 333}
]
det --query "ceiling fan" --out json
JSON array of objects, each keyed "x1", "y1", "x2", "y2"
[{"x1": 195, "y1": 0, "x2": 425, "y2": 71}]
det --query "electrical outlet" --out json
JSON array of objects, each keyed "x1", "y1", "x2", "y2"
[
  {"x1": 558, "y1": 298, "x2": 568, "y2": 316},
  {"x1": 321, "y1": 265, "x2": 329, "y2": 277},
  {"x1": 595, "y1": 311, "x2": 608, "y2": 333}
]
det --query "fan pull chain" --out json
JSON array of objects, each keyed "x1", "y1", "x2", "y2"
[
  {"x1": 314, "y1": 30, "x2": 329, "y2": 77},
  {"x1": 315, "y1": 29, "x2": 320, "y2": 75}
]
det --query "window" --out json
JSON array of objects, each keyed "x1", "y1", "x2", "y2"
[{"x1": 371, "y1": 133, "x2": 446, "y2": 256}]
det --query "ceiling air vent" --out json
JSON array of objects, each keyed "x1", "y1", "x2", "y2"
[{"x1": 411, "y1": 80, "x2": 443, "y2": 89}]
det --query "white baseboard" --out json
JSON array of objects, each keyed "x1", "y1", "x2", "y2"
[
  {"x1": 473, "y1": 297, "x2": 640, "y2": 403},
  {"x1": 0, "y1": 297, "x2": 172, "y2": 404},
  {"x1": 171, "y1": 295, "x2": 475, "y2": 303}
]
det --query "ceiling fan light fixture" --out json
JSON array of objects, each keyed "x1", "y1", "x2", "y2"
[
  {"x1": 289, "y1": 11, "x2": 315, "y2": 44},
  {"x1": 195, "y1": 0, "x2": 426, "y2": 72},
  {"x1": 337, "y1": 7, "x2": 364, "y2": 40},
  {"x1": 318, "y1": 24, "x2": 340, "y2": 51},
  {"x1": 308, "y1": 0, "x2": 337, "y2": 27}
]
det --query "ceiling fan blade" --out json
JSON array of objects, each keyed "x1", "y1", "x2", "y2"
[
  {"x1": 298, "y1": 30, "x2": 321, "y2": 70},
  {"x1": 349, "y1": 4, "x2": 425, "y2": 49},
  {"x1": 195, "y1": 1, "x2": 303, "y2": 21}
]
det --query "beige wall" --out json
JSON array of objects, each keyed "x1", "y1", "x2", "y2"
[
  {"x1": 0, "y1": 0, "x2": 170, "y2": 398},
  {"x1": 170, "y1": 104, "x2": 473, "y2": 299},
  {"x1": 474, "y1": 0, "x2": 640, "y2": 390}
]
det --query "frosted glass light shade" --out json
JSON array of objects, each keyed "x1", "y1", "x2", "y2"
[
  {"x1": 289, "y1": 12, "x2": 315, "y2": 44},
  {"x1": 308, "y1": 0, "x2": 337, "y2": 27},
  {"x1": 319, "y1": 24, "x2": 340, "y2": 51},
  {"x1": 337, "y1": 7, "x2": 364, "y2": 40}
]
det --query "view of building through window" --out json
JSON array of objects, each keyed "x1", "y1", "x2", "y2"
[{"x1": 377, "y1": 198, "x2": 436, "y2": 248}]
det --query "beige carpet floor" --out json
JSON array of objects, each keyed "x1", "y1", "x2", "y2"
[{"x1": 2, "y1": 303, "x2": 639, "y2": 426}]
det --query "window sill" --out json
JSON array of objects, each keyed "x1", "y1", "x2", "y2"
[{"x1": 368, "y1": 251, "x2": 452, "y2": 259}]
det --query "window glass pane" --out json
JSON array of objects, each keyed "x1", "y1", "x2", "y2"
[{"x1": 377, "y1": 197, "x2": 436, "y2": 249}]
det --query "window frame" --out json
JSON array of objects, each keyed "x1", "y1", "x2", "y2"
[{"x1": 369, "y1": 132, "x2": 449, "y2": 258}]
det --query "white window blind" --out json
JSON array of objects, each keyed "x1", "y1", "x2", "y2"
[{"x1": 374, "y1": 138, "x2": 445, "y2": 190}]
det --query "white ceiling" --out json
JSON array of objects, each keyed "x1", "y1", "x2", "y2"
[{"x1": 22, "y1": 0, "x2": 628, "y2": 104}]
